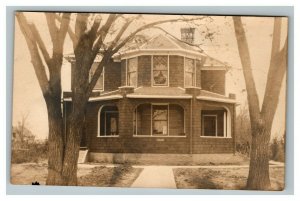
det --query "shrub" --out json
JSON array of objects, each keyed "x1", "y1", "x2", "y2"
[
  {"x1": 11, "y1": 139, "x2": 48, "y2": 164},
  {"x1": 269, "y1": 136, "x2": 285, "y2": 162}
]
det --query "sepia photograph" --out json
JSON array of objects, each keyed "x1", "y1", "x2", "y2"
[{"x1": 11, "y1": 11, "x2": 288, "y2": 191}]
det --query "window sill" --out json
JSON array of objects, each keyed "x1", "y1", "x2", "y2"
[
  {"x1": 97, "y1": 135, "x2": 119, "y2": 138},
  {"x1": 200, "y1": 136, "x2": 232, "y2": 139},
  {"x1": 133, "y1": 135, "x2": 186, "y2": 138}
]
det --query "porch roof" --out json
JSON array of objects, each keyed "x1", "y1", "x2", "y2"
[
  {"x1": 197, "y1": 90, "x2": 237, "y2": 104},
  {"x1": 126, "y1": 87, "x2": 193, "y2": 99},
  {"x1": 63, "y1": 91, "x2": 123, "y2": 102}
]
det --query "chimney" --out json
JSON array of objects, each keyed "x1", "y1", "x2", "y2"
[{"x1": 181, "y1": 28, "x2": 195, "y2": 44}]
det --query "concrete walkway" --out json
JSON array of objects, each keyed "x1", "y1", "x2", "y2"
[{"x1": 131, "y1": 166, "x2": 177, "y2": 188}]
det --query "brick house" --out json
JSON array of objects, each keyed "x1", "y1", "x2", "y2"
[{"x1": 63, "y1": 29, "x2": 237, "y2": 161}]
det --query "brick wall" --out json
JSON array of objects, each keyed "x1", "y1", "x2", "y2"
[
  {"x1": 138, "y1": 56, "x2": 152, "y2": 87},
  {"x1": 84, "y1": 98, "x2": 191, "y2": 154},
  {"x1": 169, "y1": 104, "x2": 185, "y2": 136},
  {"x1": 64, "y1": 97, "x2": 235, "y2": 154},
  {"x1": 201, "y1": 70, "x2": 226, "y2": 95},
  {"x1": 169, "y1": 55, "x2": 184, "y2": 87},
  {"x1": 192, "y1": 100, "x2": 235, "y2": 154}
]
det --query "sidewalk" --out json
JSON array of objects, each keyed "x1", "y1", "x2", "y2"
[{"x1": 131, "y1": 166, "x2": 177, "y2": 188}]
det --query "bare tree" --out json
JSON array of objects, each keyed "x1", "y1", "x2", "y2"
[
  {"x1": 16, "y1": 13, "x2": 70, "y2": 185},
  {"x1": 233, "y1": 16, "x2": 287, "y2": 190},
  {"x1": 17, "y1": 12, "x2": 208, "y2": 185}
]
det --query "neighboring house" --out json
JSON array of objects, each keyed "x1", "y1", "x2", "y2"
[{"x1": 63, "y1": 28, "x2": 237, "y2": 157}]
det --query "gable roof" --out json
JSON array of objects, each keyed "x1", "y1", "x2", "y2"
[{"x1": 112, "y1": 34, "x2": 206, "y2": 60}]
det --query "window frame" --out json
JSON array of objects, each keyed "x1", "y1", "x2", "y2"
[
  {"x1": 126, "y1": 57, "x2": 138, "y2": 87},
  {"x1": 133, "y1": 103, "x2": 186, "y2": 137},
  {"x1": 97, "y1": 105, "x2": 119, "y2": 138},
  {"x1": 151, "y1": 55, "x2": 169, "y2": 87},
  {"x1": 184, "y1": 57, "x2": 196, "y2": 88},
  {"x1": 201, "y1": 114, "x2": 218, "y2": 137},
  {"x1": 151, "y1": 103, "x2": 169, "y2": 136}
]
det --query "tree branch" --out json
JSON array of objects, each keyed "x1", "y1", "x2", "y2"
[
  {"x1": 73, "y1": 13, "x2": 90, "y2": 51},
  {"x1": 45, "y1": 13, "x2": 58, "y2": 44},
  {"x1": 112, "y1": 16, "x2": 207, "y2": 54},
  {"x1": 91, "y1": 14, "x2": 117, "y2": 60},
  {"x1": 261, "y1": 20, "x2": 287, "y2": 125},
  {"x1": 16, "y1": 12, "x2": 50, "y2": 95},
  {"x1": 29, "y1": 23, "x2": 51, "y2": 67},
  {"x1": 88, "y1": 15, "x2": 102, "y2": 42},
  {"x1": 232, "y1": 16, "x2": 261, "y2": 122},
  {"x1": 54, "y1": 13, "x2": 78, "y2": 48},
  {"x1": 86, "y1": 53, "x2": 112, "y2": 95},
  {"x1": 106, "y1": 16, "x2": 137, "y2": 52},
  {"x1": 56, "y1": 13, "x2": 71, "y2": 54}
]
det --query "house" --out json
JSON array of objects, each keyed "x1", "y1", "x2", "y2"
[{"x1": 63, "y1": 28, "x2": 237, "y2": 162}]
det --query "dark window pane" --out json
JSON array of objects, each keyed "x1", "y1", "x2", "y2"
[{"x1": 203, "y1": 116, "x2": 217, "y2": 136}]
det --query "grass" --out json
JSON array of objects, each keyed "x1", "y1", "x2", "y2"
[
  {"x1": 11, "y1": 162, "x2": 143, "y2": 187},
  {"x1": 173, "y1": 167, "x2": 284, "y2": 190},
  {"x1": 78, "y1": 164, "x2": 143, "y2": 187}
]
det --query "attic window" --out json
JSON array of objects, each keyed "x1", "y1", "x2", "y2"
[
  {"x1": 152, "y1": 55, "x2": 168, "y2": 86},
  {"x1": 89, "y1": 63, "x2": 104, "y2": 91}
]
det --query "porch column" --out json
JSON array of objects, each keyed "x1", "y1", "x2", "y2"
[
  {"x1": 118, "y1": 86, "x2": 135, "y2": 152},
  {"x1": 185, "y1": 87, "x2": 201, "y2": 154}
]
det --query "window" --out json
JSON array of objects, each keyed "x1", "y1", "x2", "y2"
[
  {"x1": 152, "y1": 105, "x2": 168, "y2": 135},
  {"x1": 127, "y1": 57, "x2": 138, "y2": 87},
  {"x1": 133, "y1": 103, "x2": 185, "y2": 137},
  {"x1": 153, "y1": 55, "x2": 168, "y2": 86},
  {"x1": 89, "y1": 63, "x2": 104, "y2": 90},
  {"x1": 104, "y1": 112, "x2": 118, "y2": 136},
  {"x1": 98, "y1": 105, "x2": 119, "y2": 137},
  {"x1": 184, "y1": 58, "x2": 195, "y2": 87},
  {"x1": 202, "y1": 115, "x2": 217, "y2": 136},
  {"x1": 201, "y1": 110, "x2": 228, "y2": 137}
]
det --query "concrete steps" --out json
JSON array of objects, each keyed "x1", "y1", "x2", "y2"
[{"x1": 78, "y1": 149, "x2": 89, "y2": 164}]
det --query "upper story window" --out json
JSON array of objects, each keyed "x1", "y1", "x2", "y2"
[
  {"x1": 127, "y1": 57, "x2": 138, "y2": 87},
  {"x1": 89, "y1": 63, "x2": 104, "y2": 91},
  {"x1": 152, "y1": 55, "x2": 168, "y2": 86},
  {"x1": 184, "y1": 58, "x2": 196, "y2": 87}
]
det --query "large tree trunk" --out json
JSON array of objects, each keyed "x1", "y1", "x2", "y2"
[
  {"x1": 247, "y1": 122, "x2": 272, "y2": 190},
  {"x1": 61, "y1": 93, "x2": 87, "y2": 185},
  {"x1": 45, "y1": 94, "x2": 64, "y2": 185},
  {"x1": 233, "y1": 16, "x2": 287, "y2": 190},
  {"x1": 61, "y1": 116, "x2": 83, "y2": 185}
]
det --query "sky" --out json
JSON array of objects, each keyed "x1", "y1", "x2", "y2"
[{"x1": 12, "y1": 13, "x2": 288, "y2": 139}]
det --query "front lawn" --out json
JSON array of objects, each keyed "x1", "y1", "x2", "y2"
[
  {"x1": 10, "y1": 162, "x2": 143, "y2": 187},
  {"x1": 173, "y1": 167, "x2": 284, "y2": 190}
]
